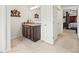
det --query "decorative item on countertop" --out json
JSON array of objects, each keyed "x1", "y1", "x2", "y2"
[
  {"x1": 11, "y1": 9, "x2": 21, "y2": 17},
  {"x1": 34, "y1": 13, "x2": 39, "y2": 18},
  {"x1": 26, "y1": 19, "x2": 30, "y2": 23}
]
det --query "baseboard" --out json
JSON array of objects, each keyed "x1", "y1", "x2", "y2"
[
  {"x1": 11, "y1": 36, "x2": 23, "y2": 40},
  {"x1": 0, "y1": 49, "x2": 7, "y2": 53},
  {"x1": 42, "y1": 39, "x2": 54, "y2": 45},
  {"x1": 0, "y1": 49, "x2": 2, "y2": 53}
]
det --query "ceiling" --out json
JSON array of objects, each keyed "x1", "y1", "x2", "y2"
[
  {"x1": 61, "y1": 5, "x2": 78, "y2": 7},
  {"x1": 27, "y1": 5, "x2": 34, "y2": 7}
]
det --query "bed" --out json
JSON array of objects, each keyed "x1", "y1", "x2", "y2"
[
  {"x1": 68, "y1": 22, "x2": 77, "y2": 29},
  {"x1": 68, "y1": 22, "x2": 77, "y2": 33}
]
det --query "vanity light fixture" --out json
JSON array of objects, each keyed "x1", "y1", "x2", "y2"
[{"x1": 30, "y1": 5, "x2": 40, "y2": 10}]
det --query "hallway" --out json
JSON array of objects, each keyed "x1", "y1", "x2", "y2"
[
  {"x1": 55, "y1": 29, "x2": 79, "y2": 52},
  {"x1": 8, "y1": 36, "x2": 73, "y2": 53},
  {"x1": 9, "y1": 29, "x2": 79, "y2": 53}
]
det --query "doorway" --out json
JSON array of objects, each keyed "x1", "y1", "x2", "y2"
[{"x1": 53, "y1": 5, "x2": 79, "y2": 52}]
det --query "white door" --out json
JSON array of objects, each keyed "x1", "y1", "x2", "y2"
[
  {"x1": 77, "y1": 9, "x2": 79, "y2": 38},
  {"x1": 53, "y1": 5, "x2": 63, "y2": 41},
  {"x1": 57, "y1": 10, "x2": 60, "y2": 35},
  {"x1": 57, "y1": 6, "x2": 63, "y2": 35}
]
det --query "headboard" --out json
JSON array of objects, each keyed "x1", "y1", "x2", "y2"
[{"x1": 69, "y1": 16, "x2": 77, "y2": 23}]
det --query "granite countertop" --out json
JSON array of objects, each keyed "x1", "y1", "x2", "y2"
[{"x1": 23, "y1": 23, "x2": 41, "y2": 26}]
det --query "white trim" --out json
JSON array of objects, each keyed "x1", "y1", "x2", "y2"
[
  {"x1": 6, "y1": 6, "x2": 11, "y2": 52},
  {"x1": 77, "y1": 8, "x2": 79, "y2": 38}
]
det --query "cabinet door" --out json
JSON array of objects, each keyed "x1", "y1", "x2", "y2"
[
  {"x1": 35, "y1": 26, "x2": 40, "y2": 40},
  {"x1": 25, "y1": 26, "x2": 28, "y2": 38},
  {"x1": 30, "y1": 26, "x2": 34, "y2": 41},
  {"x1": 30, "y1": 26, "x2": 40, "y2": 42},
  {"x1": 22, "y1": 25, "x2": 25, "y2": 36},
  {"x1": 33, "y1": 26, "x2": 37, "y2": 41},
  {"x1": 27, "y1": 26, "x2": 31, "y2": 39},
  {"x1": 33, "y1": 26, "x2": 40, "y2": 42}
]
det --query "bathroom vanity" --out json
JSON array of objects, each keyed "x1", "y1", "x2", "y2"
[{"x1": 22, "y1": 22, "x2": 41, "y2": 42}]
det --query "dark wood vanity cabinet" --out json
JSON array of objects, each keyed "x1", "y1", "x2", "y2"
[{"x1": 22, "y1": 24, "x2": 40, "y2": 42}]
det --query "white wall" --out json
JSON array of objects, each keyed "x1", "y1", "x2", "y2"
[
  {"x1": 63, "y1": 9, "x2": 77, "y2": 16},
  {"x1": 0, "y1": 6, "x2": 6, "y2": 52},
  {"x1": 41, "y1": 5, "x2": 53, "y2": 44},
  {"x1": 29, "y1": 8, "x2": 41, "y2": 23},
  {"x1": 7, "y1": 5, "x2": 29, "y2": 40},
  {"x1": 62, "y1": 6, "x2": 78, "y2": 16},
  {"x1": 62, "y1": 6, "x2": 78, "y2": 10}
]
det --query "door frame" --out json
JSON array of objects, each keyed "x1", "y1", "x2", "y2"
[
  {"x1": 77, "y1": 8, "x2": 79, "y2": 38},
  {"x1": 53, "y1": 5, "x2": 63, "y2": 42}
]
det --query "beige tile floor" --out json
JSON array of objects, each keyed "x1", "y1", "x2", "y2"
[
  {"x1": 55, "y1": 29, "x2": 79, "y2": 52},
  {"x1": 9, "y1": 29, "x2": 79, "y2": 53}
]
